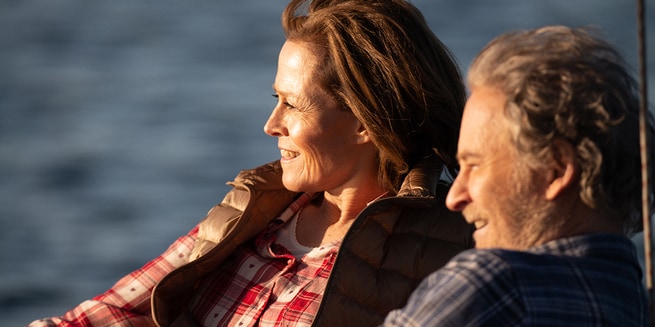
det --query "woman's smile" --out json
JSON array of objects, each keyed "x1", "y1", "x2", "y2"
[{"x1": 280, "y1": 148, "x2": 299, "y2": 160}]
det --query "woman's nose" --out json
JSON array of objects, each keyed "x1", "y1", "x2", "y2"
[{"x1": 263, "y1": 105, "x2": 286, "y2": 137}]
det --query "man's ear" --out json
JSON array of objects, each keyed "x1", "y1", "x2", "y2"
[{"x1": 545, "y1": 139, "x2": 577, "y2": 200}]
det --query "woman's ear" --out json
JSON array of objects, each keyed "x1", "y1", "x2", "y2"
[
  {"x1": 545, "y1": 139, "x2": 578, "y2": 200},
  {"x1": 355, "y1": 123, "x2": 372, "y2": 144}
]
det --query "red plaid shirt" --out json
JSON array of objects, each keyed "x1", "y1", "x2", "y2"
[{"x1": 28, "y1": 193, "x2": 336, "y2": 327}]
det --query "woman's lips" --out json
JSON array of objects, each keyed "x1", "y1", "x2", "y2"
[{"x1": 280, "y1": 149, "x2": 299, "y2": 159}]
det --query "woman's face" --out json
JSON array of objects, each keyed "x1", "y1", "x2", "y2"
[{"x1": 264, "y1": 40, "x2": 379, "y2": 194}]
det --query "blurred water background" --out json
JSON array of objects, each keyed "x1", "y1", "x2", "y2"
[{"x1": 1, "y1": 0, "x2": 653, "y2": 325}]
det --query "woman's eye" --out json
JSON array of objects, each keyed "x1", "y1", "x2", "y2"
[{"x1": 272, "y1": 93, "x2": 295, "y2": 109}]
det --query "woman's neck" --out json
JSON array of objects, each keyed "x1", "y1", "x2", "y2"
[{"x1": 295, "y1": 187, "x2": 387, "y2": 247}]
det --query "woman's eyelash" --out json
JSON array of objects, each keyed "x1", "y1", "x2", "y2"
[{"x1": 272, "y1": 94, "x2": 296, "y2": 109}]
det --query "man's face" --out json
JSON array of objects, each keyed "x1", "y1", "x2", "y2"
[{"x1": 446, "y1": 86, "x2": 552, "y2": 250}]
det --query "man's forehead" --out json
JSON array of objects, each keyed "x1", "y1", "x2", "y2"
[
  {"x1": 457, "y1": 87, "x2": 512, "y2": 156},
  {"x1": 461, "y1": 88, "x2": 506, "y2": 131}
]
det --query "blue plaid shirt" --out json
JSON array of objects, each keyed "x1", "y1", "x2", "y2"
[{"x1": 383, "y1": 233, "x2": 648, "y2": 326}]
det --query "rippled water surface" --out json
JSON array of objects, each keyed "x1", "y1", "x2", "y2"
[{"x1": 1, "y1": 1, "x2": 653, "y2": 325}]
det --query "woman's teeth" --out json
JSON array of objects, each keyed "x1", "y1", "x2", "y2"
[{"x1": 281, "y1": 149, "x2": 299, "y2": 159}]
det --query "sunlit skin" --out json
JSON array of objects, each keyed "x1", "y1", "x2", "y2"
[
  {"x1": 263, "y1": 40, "x2": 386, "y2": 247},
  {"x1": 446, "y1": 86, "x2": 623, "y2": 250},
  {"x1": 446, "y1": 86, "x2": 557, "y2": 250}
]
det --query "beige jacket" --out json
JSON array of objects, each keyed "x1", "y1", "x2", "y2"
[{"x1": 151, "y1": 156, "x2": 474, "y2": 326}]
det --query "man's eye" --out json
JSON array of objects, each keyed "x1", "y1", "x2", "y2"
[{"x1": 460, "y1": 162, "x2": 478, "y2": 172}]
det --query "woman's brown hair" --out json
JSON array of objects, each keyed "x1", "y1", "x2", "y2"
[{"x1": 282, "y1": 0, "x2": 466, "y2": 191}]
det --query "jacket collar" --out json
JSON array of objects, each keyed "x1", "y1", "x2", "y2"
[{"x1": 396, "y1": 153, "x2": 444, "y2": 198}]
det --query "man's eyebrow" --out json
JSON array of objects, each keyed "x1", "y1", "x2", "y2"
[{"x1": 456, "y1": 152, "x2": 480, "y2": 162}]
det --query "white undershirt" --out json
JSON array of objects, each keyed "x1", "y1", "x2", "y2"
[{"x1": 276, "y1": 210, "x2": 316, "y2": 259}]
